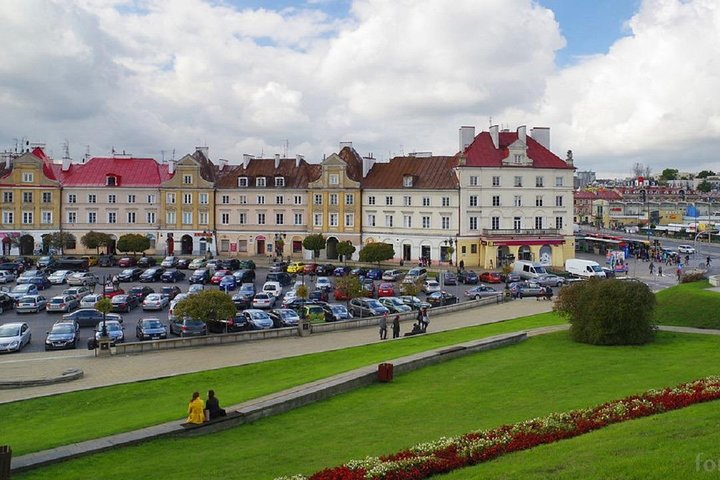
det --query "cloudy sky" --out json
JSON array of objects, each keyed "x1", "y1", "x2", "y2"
[{"x1": 1, "y1": 0, "x2": 718, "y2": 178}]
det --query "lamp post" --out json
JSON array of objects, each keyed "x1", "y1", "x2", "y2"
[
  {"x1": 274, "y1": 233, "x2": 286, "y2": 261},
  {"x1": 201, "y1": 230, "x2": 213, "y2": 259},
  {"x1": 444, "y1": 238, "x2": 455, "y2": 266}
]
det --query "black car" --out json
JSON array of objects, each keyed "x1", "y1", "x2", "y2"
[
  {"x1": 265, "y1": 272, "x2": 292, "y2": 286},
  {"x1": 117, "y1": 268, "x2": 143, "y2": 282},
  {"x1": 350, "y1": 268, "x2": 368, "y2": 277},
  {"x1": 127, "y1": 285, "x2": 155, "y2": 302},
  {"x1": 427, "y1": 291, "x2": 459, "y2": 307},
  {"x1": 139, "y1": 267, "x2": 165, "y2": 282},
  {"x1": 315, "y1": 264, "x2": 335, "y2": 276},
  {"x1": 160, "y1": 285, "x2": 182, "y2": 300},
  {"x1": 45, "y1": 322, "x2": 79, "y2": 350},
  {"x1": 458, "y1": 270, "x2": 479, "y2": 284},
  {"x1": 238, "y1": 259, "x2": 256, "y2": 270},
  {"x1": 189, "y1": 269, "x2": 211, "y2": 284},
  {"x1": 0, "y1": 292, "x2": 15, "y2": 314},
  {"x1": 218, "y1": 259, "x2": 240, "y2": 270},
  {"x1": 97, "y1": 255, "x2": 116, "y2": 267},
  {"x1": 161, "y1": 270, "x2": 186, "y2": 283},
  {"x1": 0, "y1": 262, "x2": 22, "y2": 275},
  {"x1": 176, "y1": 258, "x2": 191, "y2": 269},
  {"x1": 137, "y1": 257, "x2": 157, "y2": 268},
  {"x1": 232, "y1": 286, "x2": 255, "y2": 310},
  {"x1": 135, "y1": 317, "x2": 168, "y2": 341},
  {"x1": 205, "y1": 314, "x2": 247, "y2": 333},
  {"x1": 62, "y1": 309, "x2": 123, "y2": 328},
  {"x1": 308, "y1": 289, "x2": 329, "y2": 302},
  {"x1": 232, "y1": 269, "x2": 255, "y2": 284}
]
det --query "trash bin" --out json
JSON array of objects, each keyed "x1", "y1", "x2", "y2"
[
  {"x1": 298, "y1": 319, "x2": 311, "y2": 337},
  {"x1": 378, "y1": 363, "x2": 394, "y2": 382}
]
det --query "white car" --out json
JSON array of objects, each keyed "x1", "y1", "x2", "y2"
[
  {"x1": 252, "y1": 292, "x2": 276, "y2": 309},
  {"x1": 262, "y1": 281, "x2": 283, "y2": 298},
  {"x1": 282, "y1": 289, "x2": 297, "y2": 304},
  {"x1": 422, "y1": 280, "x2": 441, "y2": 293},
  {"x1": 48, "y1": 270, "x2": 74, "y2": 285},
  {"x1": 0, "y1": 271, "x2": 16, "y2": 284},
  {"x1": 188, "y1": 284, "x2": 204, "y2": 295},
  {"x1": 678, "y1": 244, "x2": 696, "y2": 254},
  {"x1": 79, "y1": 294, "x2": 103, "y2": 309},
  {"x1": 0, "y1": 322, "x2": 31, "y2": 352},
  {"x1": 67, "y1": 272, "x2": 99, "y2": 287},
  {"x1": 142, "y1": 293, "x2": 170, "y2": 311},
  {"x1": 315, "y1": 277, "x2": 333, "y2": 292}
]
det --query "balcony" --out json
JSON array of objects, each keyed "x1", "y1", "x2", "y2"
[{"x1": 482, "y1": 228, "x2": 561, "y2": 236}]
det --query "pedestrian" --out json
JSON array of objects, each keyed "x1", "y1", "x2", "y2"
[
  {"x1": 186, "y1": 391, "x2": 205, "y2": 425},
  {"x1": 649, "y1": 262, "x2": 655, "y2": 276},
  {"x1": 112, "y1": 275, "x2": 120, "y2": 290},
  {"x1": 677, "y1": 266, "x2": 682, "y2": 283},
  {"x1": 658, "y1": 265, "x2": 663, "y2": 277},
  {"x1": 205, "y1": 389, "x2": 226, "y2": 420},
  {"x1": 420, "y1": 307, "x2": 429, "y2": 333},
  {"x1": 707, "y1": 256, "x2": 712, "y2": 268},
  {"x1": 392, "y1": 314, "x2": 400, "y2": 339},
  {"x1": 379, "y1": 312, "x2": 388, "y2": 340}
]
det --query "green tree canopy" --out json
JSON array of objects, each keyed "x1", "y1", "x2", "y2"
[
  {"x1": 48, "y1": 232, "x2": 76, "y2": 254},
  {"x1": 697, "y1": 170, "x2": 716, "y2": 178},
  {"x1": 359, "y1": 242, "x2": 394, "y2": 265},
  {"x1": 302, "y1": 234, "x2": 326, "y2": 258},
  {"x1": 296, "y1": 284, "x2": 309, "y2": 300},
  {"x1": 698, "y1": 180, "x2": 712, "y2": 193},
  {"x1": 81, "y1": 231, "x2": 113, "y2": 254},
  {"x1": 336, "y1": 241, "x2": 356, "y2": 263},
  {"x1": 335, "y1": 275, "x2": 363, "y2": 306},
  {"x1": 116, "y1": 234, "x2": 151, "y2": 255},
  {"x1": 172, "y1": 290, "x2": 237, "y2": 324},
  {"x1": 660, "y1": 168, "x2": 678, "y2": 181}
]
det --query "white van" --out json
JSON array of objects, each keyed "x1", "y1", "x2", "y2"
[
  {"x1": 512, "y1": 261, "x2": 548, "y2": 280},
  {"x1": 262, "y1": 281, "x2": 283, "y2": 298},
  {"x1": 564, "y1": 259, "x2": 606, "y2": 279}
]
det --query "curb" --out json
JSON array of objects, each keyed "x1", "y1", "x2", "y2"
[{"x1": 0, "y1": 368, "x2": 83, "y2": 389}]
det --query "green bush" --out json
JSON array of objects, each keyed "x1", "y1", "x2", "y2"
[{"x1": 554, "y1": 278, "x2": 657, "y2": 345}]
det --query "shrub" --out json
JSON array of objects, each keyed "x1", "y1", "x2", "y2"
[
  {"x1": 554, "y1": 278, "x2": 657, "y2": 345},
  {"x1": 681, "y1": 272, "x2": 706, "y2": 283}
]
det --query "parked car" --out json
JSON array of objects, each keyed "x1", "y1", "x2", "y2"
[
  {"x1": 333, "y1": 266, "x2": 351, "y2": 277},
  {"x1": 266, "y1": 271, "x2": 292, "y2": 286},
  {"x1": 238, "y1": 259, "x2": 256, "y2": 270},
  {"x1": 37, "y1": 256, "x2": 56, "y2": 269},
  {"x1": 678, "y1": 244, "x2": 696, "y2": 254},
  {"x1": 0, "y1": 262, "x2": 23, "y2": 274},
  {"x1": 404, "y1": 267, "x2": 428, "y2": 283},
  {"x1": 361, "y1": 279, "x2": 376, "y2": 297},
  {"x1": 315, "y1": 276, "x2": 333, "y2": 292},
  {"x1": 176, "y1": 258, "x2": 191, "y2": 269},
  {"x1": 464, "y1": 285, "x2": 501, "y2": 300},
  {"x1": 45, "y1": 322, "x2": 79, "y2": 350},
  {"x1": 160, "y1": 256, "x2": 179, "y2": 268},
  {"x1": 477, "y1": 271, "x2": 501, "y2": 284},
  {"x1": 97, "y1": 255, "x2": 116, "y2": 267},
  {"x1": 427, "y1": 291, "x2": 459, "y2": 307},
  {"x1": 398, "y1": 295, "x2": 431, "y2": 310},
  {"x1": 0, "y1": 271, "x2": 16, "y2": 284},
  {"x1": 0, "y1": 322, "x2": 31, "y2": 353},
  {"x1": 188, "y1": 258, "x2": 207, "y2": 270},
  {"x1": 46, "y1": 294, "x2": 80, "y2": 313},
  {"x1": 262, "y1": 281, "x2": 283, "y2": 298},
  {"x1": 67, "y1": 272, "x2": 99, "y2": 287},
  {"x1": 508, "y1": 281, "x2": 546, "y2": 298},
  {"x1": 9, "y1": 284, "x2": 40, "y2": 301},
  {"x1": 350, "y1": 267, "x2": 368, "y2": 277},
  {"x1": 349, "y1": 297, "x2": 389, "y2": 317},
  {"x1": 62, "y1": 286, "x2": 92, "y2": 301},
  {"x1": 269, "y1": 308, "x2": 300, "y2": 327},
  {"x1": 303, "y1": 263, "x2": 318, "y2": 274},
  {"x1": 377, "y1": 282, "x2": 395, "y2": 297},
  {"x1": 0, "y1": 293, "x2": 15, "y2": 314},
  {"x1": 111, "y1": 294, "x2": 139, "y2": 313},
  {"x1": 533, "y1": 274, "x2": 566, "y2": 288},
  {"x1": 117, "y1": 267, "x2": 143, "y2": 282},
  {"x1": 252, "y1": 292, "x2": 276, "y2": 309},
  {"x1": 299, "y1": 303, "x2": 326, "y2": 320},
  {"x1": 381, "y1": 270, "x2": 403, "y2": 282},
  {"x1": 117, "y1": 257, "x2": 138, "y2": 267},
  {"x1": 16, "y1": 294, "x2": 47, "y2": 313},
  {"x1": 17, "y1": 272, "x2": 51, "y2": 290},
  {"x1": 217, "y1": 259, "x2": 240, "y2": 271},
  {"x1": 219, "y1": 275, "x2": 237, "y2": 291},
  {"x1": 79, "y1": 294, "x2": 102, "y2": 309},
  {"x1": 308, "y1": 289, "x2": 328, "y2": 303},
  {"x1": 161, "y1": 269, "x2": 186, "y2": 283},
  {"x1": 189, "y1": 268, "x2": 211, "y2": 284},
  {"x1": 142, "y1": 293, "x2": 170, "y2": 311},
  {"x1": 81, "y1": 256, "x2": 99, "y2": 267},
  {"x1": 210, "y1": 270, "x2": 231, "y2": 285},
  {"x1": 168, "y1": 294, "x2": 189, "y2": 320},
  {"x1": 127, "y1": 285, "x2": 155, "y2": 302},
  {"x1": 443, "y1": 272, "x2": 458, "y2": 286},
  {"x1": 287, "y1": 262, "x2": 305, "y2": 274},
  {"x1": 232, "y1": 269, "x2": 255, "y2": 284},
  {"x1": 501, "y1": 272, "x2": 522, "y2": 284},
  {"x1": 169, "y1": 317, "x2": 207, "y2": 336},
  {"x1": 62, "y1": 308, "x2": 118, "y2": 328},
  {"x1": 457, "y1": 270, "x2": 480, "y2": 284},
  {"x1": 160, "y1": 285, "x2": 182, "y2": 300},
  {"x1": 94, "y1": 320, "x2": 125, "y2": 345},
  {"x1": 378, "y1": 296, "x2": 412, "y2": 313},
  {"x1": 315, "y1": 264, "x2": 335, "y2": 276},
  {"x1": 333, "y1": 286, "x2": 351, "y2": 301},
  {"x1": 366, "y1": 268, "x2": 384, "y2": 280},
  {"x1": 137, "y1": 257, "x2": 157, "y2": 268},
  {"x1": 47, "y1": 270, "x2": 72, "y2": 285},
  {"x1": 139, "y1": 267, "x2": 165, "y2": 282},
  {"x1": 422, "y1": 280, "x2": 441, "y2": 293},
  {"x1": 102, "y1": 285, "x2": 125, "y2": 298},
  {"x1": 235, "y1": 309, "x2": 273, "y2": 330},
  {"x1": 232, "y1": 284, "x2": 256, "y2": 309},
  {"x1": 268, "y1": 261, "x2": 288, "y2": 273},
  {"x1": 323, "y1": 303, "x2": 352, "y2": 322},
  {"x1": 188, "y1": 284, "x2": 205, "y2": 295},
  {"x1": 135, "y1": 317, "x2": 168, "y2": 341}
]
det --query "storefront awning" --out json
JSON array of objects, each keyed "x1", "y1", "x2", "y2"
[{"x1": 489, "y1": 239, "x2": 565, "y2": 247}]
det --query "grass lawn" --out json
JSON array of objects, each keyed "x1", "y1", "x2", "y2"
[
  {"x1": 15, "y1": 330, "x2": 720, "y2": 480},
  {"x1": 4, "y1": 312, "x2": 563, "y2": 456},
  {"x1": 655, "y1": 280, "x2": 720, "y2": 328}
]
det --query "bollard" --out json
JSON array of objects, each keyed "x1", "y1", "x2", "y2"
[
  {"x1": 377, "y1": 363, "x2": 394, "y2": 382},
  {"x1": 0, "y1": 445, "x2": 11, "y2": 480}
]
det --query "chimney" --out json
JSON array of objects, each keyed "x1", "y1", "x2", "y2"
[
  {"x1": 3, "y1": 152, "x2": 11, "y2": 170},
  {"x1": 274, "y1": 154, "x2": 280, "y2": 170},
  {"x1": 242, "y1": 154, "x2": 252, "y2": 169},
  {"x1": 565, "y1": 150, "x2": 574, "y2": 166},
  {"x1": 295, "y1": 154, "x2": 304, "y2": 168},
  {"x1": 459, "y1": 126, "x2": 475, "y2": 152},
  {"x1": 195, "y1": 146, "x2": 209, "y2": 159},
  {"x1": 168, "y1": 160, "x2": 176, "y2": 175},
  {"x1": 339, "y1": 141, "x2": 353, "y2": 150},
  {"x1": 218, "y1": 158, "x2": 228, "y2": 171},
  {"x1": 489, "y1": 125, "x2": 499, "y2": 149},
  {"x1": 517, "y1": 125, "x2": 527, "y2": 144},
  {"x1": 362, "y1": 155, "x2": 376, "y2": 178},
  {"x1": 530, "y1": 127, "x2": 550, "y2": 150},
  {"x1": 61, "y1": 155, "x2": 71, "y2": 171}
]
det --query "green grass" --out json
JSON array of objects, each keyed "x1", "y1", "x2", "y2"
[
  {"x1": 655, "y1": 280, "x2": 720, "y2": 328},
  {"x1": 4, "y1": 313, "x2": 563, "y2": 456},
  {"x1": 15, "y1": 330, "x2": 720, "y2": 480}
]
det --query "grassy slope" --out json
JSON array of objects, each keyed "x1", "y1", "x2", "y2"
[
  {"x1": 5, "y1": 313, "x2": 563, "y2": 456},
  {"x1": 16, "y1": 331, "x2": 720, "y2": 480},
  {"x1": 655, "y1": 280, "x2": 720, "y2": 328}
]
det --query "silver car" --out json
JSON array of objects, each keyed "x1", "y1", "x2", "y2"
[
  {"x1": 46, "y1": 295, "x2": 80, "y2": 313},
  {"x1": 16, "y1": 295, "x2": 48, "y2": 313},
  {"x1": 48, "y1": 270, "x2": 74, "y2": 285},
  {"x1": 533, "y1": 274, "x2": 566, "y2": 288},
  {"x1": 0, "y1": 322, "x2": 31, "y2": 353},
  {"x1": 94, "y1": 320, "x2": 125, "y2": 345},
  {"x1": 67, "y1": 272, "x2": 99, "y2": 287}
]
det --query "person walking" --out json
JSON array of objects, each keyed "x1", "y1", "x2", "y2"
[
  {"x1": 205, "y1": 389, "x2": 226, "y2": 420},
  {"x1": 186, "y1": 391, "x2": 205, "y2": 425},
  {"x1": 392, "y1": 315, "x2": 400, "y2": 339},
  {"x1": 707, "y1": 256, "x2": 712, "y2": 268},
  {"x1": 658, "y1": 265, "x2": 663, "y2": 277},
  {"x1": 420, "y1": 307, "x2": 429, "y2": 333},
  {"x1": 649, "y1": 262, "x2": 655, "y2": 276},
  {"x1": 379, "y1": 312, "x2": 388, "y2": 340},
  {"x1": 677, "y1": 266, "x2": 683, "y2": 283}
]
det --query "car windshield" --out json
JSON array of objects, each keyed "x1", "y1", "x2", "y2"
[
  {"x1": 18, "y1": 296, "x2": 36, "y2": 303},
  {"x1": 13, "y1": 285, "x2": 31, "y2": 293},
  {"x1": 52, "y1": 324, "x2": 74, "y2": 334},
  {"x1": 330, "y1": 305, "x2": 346, "y2": 313},
  {"x1": 113, "y1": 295, "x2": 128, "y2": 302},
  {"x1": 121, "y1": 269, "x2": 135, "y2": 275},
  {"x1": 279, "y1": 310, "x2": 297, "y2": 319},
  {"x1": 388, "y1": 298, "x2": 403, "y2": 306},
  {"x1": 49, "y1": 298, "x2": 65, "y2": 303},
  {"x1": 367, "y1": 300, "x2": 383, "y2": 308},
  {"x1": 0, "y1": 325, "x2": 19, "y2": 337},
  {"x1": 106, "y1": 323, "x2": 122, "y2": 332},
  {"x1": 249, "y1": 311, "x2": 268, "y2": 320},
  {"x1": 143, "y1": 319, "x2": 163, "y2": 328}
]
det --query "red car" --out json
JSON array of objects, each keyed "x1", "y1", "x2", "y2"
[
  {"x1": 210, "y1": 270, "x2": 230, "y2": 284},
  {"x1": 303, "y1": 263, "x2": 317, "y2": 274},
  {"x1": 102, "y1": 286, "x2": 125, "y2": 298},
  {"x1": 117, "y1": 257, "x2": 138, "y2": 267},
  {"x1": 334, "y1": 287, "x2": 350, "y2": 301},
  {"x1": 377, "y1": 282, "x2": 395, "y2": 297},
  {"x1": 478, "y1": 271, "x2": 503, "y2": 284}
]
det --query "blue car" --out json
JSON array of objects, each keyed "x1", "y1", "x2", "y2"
[
  {"x1": 161, "y1": 269, "x2": 186, "y2": 283},
  {"x1": 27, "y1": 275, "x2": 51, "y2": 290},
  {"x1": 366, "y1": 268, "x2": 383, "y2": 280},
  {"x1": 219, "y1": 275, "x2": 237, "y2": 291}
]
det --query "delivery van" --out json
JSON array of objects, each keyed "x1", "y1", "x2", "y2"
[
  {"x1": 564, "y1": 259, "x2": 606, "y2": 279},
  {"x1": 512, "y1": 261, "x2": 548, "y2": 280}
]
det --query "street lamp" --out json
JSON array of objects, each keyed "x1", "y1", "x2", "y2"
[{"x1": 444, "y1": 238, "x2": 455, "y2": 266}]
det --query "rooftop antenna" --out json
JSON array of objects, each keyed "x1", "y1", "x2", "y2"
[
  {"x1": 172, "y1": 148, "x2": 176, "y2": 161},
  {"x1": 489, "y1": 116, "x2": 492, "y2": 127},
  {"x1": 160, "y1": 150, "x2": 166, "y2": 163},
  {"x1": 84, "y1": 145, "x2": 91, "y2": 162},
  {"x1": 62, "y1": 139, "x2": 70, "y2": 160},
  {"x1": 283, "y1": 139, "x2": 289, "y2": 157}
]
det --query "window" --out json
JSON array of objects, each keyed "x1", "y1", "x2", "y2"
[
  {"x1": 147, "y1": 194, "x2": 156, "y2": 204},
  {"x1": 469, "y1": 216, "x2": 478, "y2": 230},
  {"x1": 22, "y1": 192, "x2": 32, "y2": 203},
  {"x1": 513, "y1": 217, "x2": 522, "y2": 231},
  {"x1": 314, "y1": 194, "x2": 322, "y2": 205},
  {"x1": 536, "y1": 176, "x2": 544, "y2": 187},
  {"x1": 257, "y1": 195, "x2": 265, "y2": 205},
  {"x1": 514, "y1": 195, "x2": 522, "y2": 207},
  {"x1": 166, "y1": 211, "x2": 175, "y2": 224},
  {"x1": 239, "y1": 195, "x2": 247, "y2": 204},
  {"x1": 367, "y1": 214, "x2": 376, "y2": 227},
  {"x1": 491, "y1": 217, "x2": 500, "y2": 230},
  {"x1": 147, "y1": 212, "x2": 156, "y2": 224},
  {"x1": 313, "y1": 213, "x2": 322, "y2": 227},
  {"x1": 238, "y1": 240, "x2": 248, "y2": 252},
  {"x1": 183, "y1": 193, "x2": 192, "y2": 204},
  {"x1": 87, "y1": 193, "x2": 97, "y2": 204},
  {"x1": 536, "y1": 195, "x2": 543, "y2": 207},
  {"x1": 256, "y1": 177, "x2": 266, "y2": 187},
  {"x1": 276, "y1": 213, "x2": 284, "y2": 225},
  {"x1": 469, "y1": 195, "x2": 478, "y2": 207},
  {"x1": 556, "y1": 216, "x2": 563, "y2": 229},
  {"x1": 183, "y1": 175, "x2": 192, "y2": 184},
  {"x1": 385, "y1": 196, "x2": 393, "y2": 206},
  {"x1": 199, "y1": 212, "x2": 208, "y2": 225},
  {"x1": 442, "y1": 197, "x2": 450, "y2": 207},
  {"x1": 294, "y1": 195, "x2": 302, "y2": 205},
  {"x1": 368, "y1": 196, "x2": 376, "y2": 205},
  {"x1": 106, "y1": 176, "x2": 117, "y2": 186},
  {"x1": 403, "y1": 215, "x2": 412, "y2": 228},
  {"x1": 492, "y1": 176, "x2": 500, "y2": 187},
  {"x1": 221, "y1": 213, "x2": 229, "y2": 225},
  {"x1": 221, "y1": 195, "x2": 229, "y2": 204},
  {"x1": 492, "y1": 195, "x2": 500, "y2": 207},
  {"x1": 275, "y1": 177, "x2": 285, "y2": 187},
  {"x1": 108, "y1": 212, "x2": 117, "y2": 224},
  {"x1": 108, "y1": 194, "x2": 116, "y2": 204},
  {"x1": 3, "y1": 192, "x2": 12, "y2": 203},
  {"x1": 345, "y1": 213, "x2": 354, "y2": 227},
  {"x1": 220, "y1": 239, "x2": 229, "y2": 253},
  {"x1": 182, "y1": 211, "x2": 192, "y2": 224},
  {"x1": 22, "y1": 172, "x2": 33, "y2": 183},
  {"x1": 329, "y1": 213, "x2": 338, "y2": 227},
  {"x1": 22, "y1": 211, "x2": 33, "y2": 224},
  {"x1": 403, "y1": 175, "x2": 413, "y2": 187},
  {"x1": 329, "y1": 174, "x2": 339, "y2": 185},
  {"x1": 422, "y1": 197, "x2": 430, "y2": 207},
  {"x1": 514, "y1": 176, "x2": 522, "y2": 187},
  {"x1": 385, "y1": 215, "x2": 394, "y2": 227},
  {"x1": 199, "y1": 193, "x2": 208, "y2": 205},
  {"x1": 276, "y1": 195, "x2": 284, "y2": 205},
  {"x1": 470, "y1": 175, "x2": 478, "y2": 186},
  {"x1": 41, "y1": 211, "x2": 52, "y2": 224},
  {"x1": 68, "y1": 193, "x2": 76, "y2": 204},
  {"x1": 166, "y1": 193, "x2": 175, "y2": 204},
  {"x1": 471, "y1": 244, "x2": 478, "y2": 254},
  {"x1": 555, "y1": 195, "x2": 563, "y2": 207},
  {"x1": 238, "y1": 177, "x2": 248, "y2": 187},
  {"x1": 403, "y1": 196, "x2": 411, "y2": 206},
  {"x1": 422, "y1": 216, "x2": 430, "y2": 229},
  {"x1": 127, "y1": 212, "x2": 136, "y2": 224},
  {"x1": 88, "y1": 212, "x2": 96, "y2": 224},
  {"x1": 128, "y1": 194, "x2": 136, "y2": 204},
  {"x1": 294, "y1": 213, "x2": 303, "y2": 225},
  {"x1": 330, "y1": 193, "x2": 338, "y2": 205},
  {"x1": 42, "y1": 192, "x2": 51, "y2": 203},
  {"x1": 239, "y1": 213, "x2": 247, "y2": 225},
  {"x1": 345, "y1": 193, "x2": 354, "y2": 205},
  {"x1": 555, "y1": 176, "x2": 564, "y2": 187},
  {"x1": 535, "y1": 216, "x2": 543, "y2": 229},
  {"x1": 66, "y1": 212, "x2": 75, "y2": 224},
  {"x1": 441, "y1": 216, "x2": 450, "y2": 229},
  {"x1": 513, "y1": 154, "x2": 523, "y2": 164}
]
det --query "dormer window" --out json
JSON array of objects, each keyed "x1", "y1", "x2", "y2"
[
  {"x1": 275, "y1": 176, "x2": 285, "y2": 187},
  {"x1": 183, "y1": 175, "x2": 192, "y2": 184},
  {"x1": 256, "y1": 177, "x2": 266, "y2": 187},
  {"x1": 106, "y1": 175, "x2": 117, "y2": 186},
  {"x1": 238, "y1": 177, "x2": 248, "y2": 187},
  {"x1": 513, "y1": 154, "x2": 523, "y2": 164},
  {"x1": 403, "y1": 175, "x2": 413, "y2": 188}
]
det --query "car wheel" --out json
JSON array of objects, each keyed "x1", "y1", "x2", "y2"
[
  {"x1": 0, "y1": 305, "x2": 3, "y2": 314},
  {"x1": 474, "y1": 295, "x2": 480, "y2": 300}
]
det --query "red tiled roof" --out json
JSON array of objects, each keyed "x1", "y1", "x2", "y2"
[
  {"x1": 461, "y1": 131, "x2": 574, "y2": 169},
  {"x1": 337, "y1": 146, "x2": 363, "y2": 182},
  {"x1": 362, "y1": 156, "x2": 459, "y2": 189},
  {"x1": 60, "y1": 157, "x2": 168, "y2": 186},
  {"x1": 214, "y1": 158, "x2": 321, "y2": 189}
]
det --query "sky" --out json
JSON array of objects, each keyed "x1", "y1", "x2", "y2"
[{"x1": 1, "y1": 0, "x2": 718, "y2": 179}]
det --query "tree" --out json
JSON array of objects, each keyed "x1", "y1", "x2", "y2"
[
  {"x1": 335, "y1": 275, "x2": 363, "y2": 307},
  {"x1": 359, "y1": 242, "x2": 394, "y2": 265},
  {"x1": 400, "y1": 279, "x2": 421, "y2": 297},
  {"x1": 303, "y1": 234, "x2": 326, "y2": 258},
  {"x1": 553, "y1": 278, "x2": 657, "y2": 345},
  {"x1": 172, "y1": 290, "x2": 237, "y2": 326},
  {"x1": 296, "y1": 284, "x2": 309, "y2": 300},
  {"x1": 95, "y1": 297, "x2": 113, "y2": 337},
  {"x1": 697, "y1": 170, "x2": 715, "y2": 178},
  {"x1": 632, "y1": 162, "x2": 644, "y2": 178},
  {"x1": 117, "y1": 234, "x2": 151, "y2": 255},
  {"x1": 81, "y1": 231, "x2": 112, "y2": 254},
  {"x1": 698, "y1": 180, "x2": 712, "y2": 193},
  {"x1": 660, "y1": 168, "x2": 678, "y2": 181},
  {"x1": 47, "y1": 232, "x2": 76, "y2": 255},
  {"x1": 336, "y1": 241, "x2": 356, "y2": 263}
]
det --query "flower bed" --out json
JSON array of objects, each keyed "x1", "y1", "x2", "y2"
[{"x1": 276, "y1": 376, "x2": 720, "y2": 480}]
